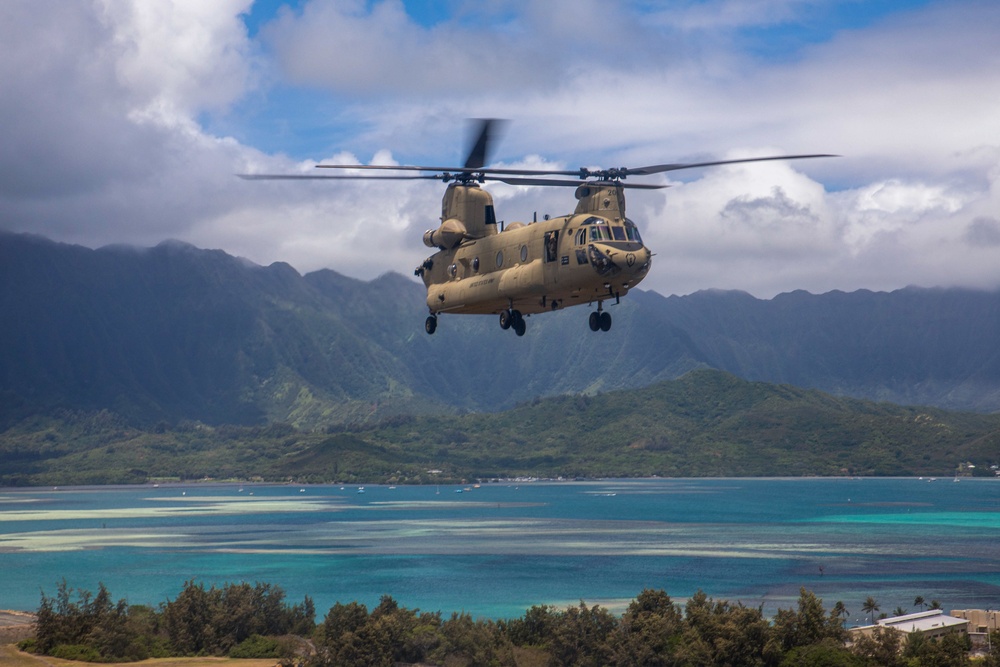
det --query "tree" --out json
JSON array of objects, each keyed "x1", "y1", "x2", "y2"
[
  {"x1": 432, "y1": 613, "x2": 514, "y2": 666},
  {"x1": 913, "y1": 595, "x2": 926, "y2": 611},
  {"x1": 162, "y1": 580, "x2": 218, "y2": 655},
  {"x1": 773, "y1": 588, "x2": 834, "y2": 652},
  {"x1": 829, "y1": 601, "x2": 849, "y2": 637},
  {"x1": 983, "y1": 630, "x2": 1000, "y2": 667},
  {"x1": 861, "y1": 596, "x2": 880, "y2": 625},
  {"x1": 32, "y1": 581, "x2": 140, "y2": 661},
  {"x1": 903, "y1": 630, "x2": 970, "y2": 667},
  {"x1": 851, "y1": 626, "x2": 904, "y2": 667},
  {"x1": 680, "y1": 591, "x2": 777, "y2": 667},
  {"x1": 547, "y1": 601, "x2": 617, "y2": 667},
  {"x1": 780, "y1": 638, "x2": 864, "y2": 667},
  {"x1": 611, "y1": 589, "x2": 684, "y2": 666},
  {"x1": 502, "y1": 604, "x2": 556, "y2": 647}
]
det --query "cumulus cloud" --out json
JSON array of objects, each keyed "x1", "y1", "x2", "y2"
[{"x1": 0, "y1": 0, "x2": 998, "y2": 299}]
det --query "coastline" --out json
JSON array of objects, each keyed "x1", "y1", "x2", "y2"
[{"x1": 0, "y1": 610, "x2": 35, "y2": 644}]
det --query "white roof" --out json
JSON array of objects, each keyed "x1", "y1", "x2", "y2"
[{"x1": 877, "y1": 610, "x2": 968, "y2": 633}]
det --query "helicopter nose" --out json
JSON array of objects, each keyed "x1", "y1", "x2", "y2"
[
  {"x1": 589, "y1": 243, "x2": 651, "y2": 278},
  {"x1": 625, "y1": 246, "x2": 652, "y2": 276}
]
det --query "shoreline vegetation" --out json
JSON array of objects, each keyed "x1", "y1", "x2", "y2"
[
  {"x1": 2, "y1": 371, "x2": 999, "y2": 487},
  {"x1": 12, "y1": 580, "x2": 999, "y2": 667}
]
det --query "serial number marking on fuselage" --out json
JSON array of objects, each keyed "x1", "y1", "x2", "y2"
[{"x1": 469, "y1": 277, "x2": 496, "y2": 288}]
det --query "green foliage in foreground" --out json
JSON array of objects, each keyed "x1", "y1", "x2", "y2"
[
  {"x1": 22, "y1": 581, "x2": 996, "y2": 666},
  {"x1": 3, "y1": 370, "x2": 999, "y2": 486},
  {"x1": 24, "y1": 579, "x2": 313, "y2": 662}
]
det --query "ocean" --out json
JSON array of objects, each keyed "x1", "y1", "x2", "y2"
[{"x1": 1, "y1": 478, "x2": 998, "y2": 624}]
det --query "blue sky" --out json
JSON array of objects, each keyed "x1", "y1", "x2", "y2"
[
  {"x1": 225, "y1": 0, "x2": 941, "y2": 162},
  {"x1": 2, "y1": 0, "x2": 999, "y2": 298}
]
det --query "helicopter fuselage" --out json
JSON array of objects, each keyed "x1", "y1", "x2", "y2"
[
  {"x1": 416, "y1": 181, "x2": 651, "y2": 334},
  {"x1": 420, "y1": 213, "x2": 651, "y2": 316}
]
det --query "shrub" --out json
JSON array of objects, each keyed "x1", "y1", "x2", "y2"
[
  {"x1": 49, "y1": 644, "x2": 102, "y2": 662},
  {"x1": 229, "y1": 634, "x2": 282, "y2": 659}
]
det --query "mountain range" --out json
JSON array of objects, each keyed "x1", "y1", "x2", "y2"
[{"x1": 2, "y1": 230, "x2": 999, "y2": 429}]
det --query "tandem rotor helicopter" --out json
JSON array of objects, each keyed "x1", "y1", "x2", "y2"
[{"x1": 242, "y1": 120, "x2": 832, "y2": 337}]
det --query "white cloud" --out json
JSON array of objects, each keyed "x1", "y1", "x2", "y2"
[
  {"x1": 97, "y1": 0, "x2": 257, "y2": 119},
  {"x1": 0, "y1": 0, "x2": 999, "y2": 300}
]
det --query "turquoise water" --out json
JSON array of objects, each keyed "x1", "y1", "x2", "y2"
[{"x1": 1, "y1": 478, "x2": 998, "y2": 623}]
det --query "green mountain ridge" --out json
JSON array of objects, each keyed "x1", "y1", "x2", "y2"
[
  {"x1": 3, "y1": 370, "x2": 998, "y2": 485},
  {"x1": 3, "y1": 230, "x2": 1000, "y2": 433}
]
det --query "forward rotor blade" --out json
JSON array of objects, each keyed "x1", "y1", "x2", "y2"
[
  {"x1": 489, "y1": 176, "x2": 589, "y2": 187},
  {"x1": 624, "y1": 154, "x2": 838, "y2": 176},
  {"x1": 489, "y1": 175, "x2": 667, "y2": 189},
  {"x1": 315, "y1": 164, "x2": 460, "y2": 172},
  {"x1": 464, "y1": 118, "x2": 507, "y2": 170},
  {"x1": 315, "y1": 163, "x2": 588, "y2": 177}
]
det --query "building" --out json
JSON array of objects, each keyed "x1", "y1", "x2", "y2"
[
  {"x1": 950, "y1": 610, "x2": 999, "y2": 650},
  {"x1": 951, "y1": 609, "x2": 1000, "y2": 635},
  {"x1": 849, "y1": 610, "x2": 969, "y2": 642}
]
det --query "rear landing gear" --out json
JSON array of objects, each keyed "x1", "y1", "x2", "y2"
[
  {"x1": 500, "y1": 309, "x2": 526, "y2": 336},
  {"x1": 425, "y1": 315, "x2": 437, "y2": 334}
]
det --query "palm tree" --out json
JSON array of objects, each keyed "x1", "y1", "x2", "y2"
[
  {"x1": 862, "y1": 596, "x2": 880, "y2": 625},
  {"x1": 930, "y1": 599, "x2": 942, "y2": 610},
  {"x1": 893, "y1": 606, "x2": 907, "y2": 617},
  {"x1": 914, "y1": 595, "x2": 926, "y2": 611}
]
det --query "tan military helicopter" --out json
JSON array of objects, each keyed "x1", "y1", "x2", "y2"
[{"x1": 243, "y1": 120, "x2": 831, "y2": 336}]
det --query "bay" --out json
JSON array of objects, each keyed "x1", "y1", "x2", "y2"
[{"x1": 1, "y1": 478, "x2": 998, "y2": 624}]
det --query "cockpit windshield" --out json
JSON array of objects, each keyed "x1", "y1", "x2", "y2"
[
  {"x1": 588, "y1": 224, "x2": 612, "y2": 242},
  {"x1": 625, "y1": 218, "x2": 642, "y2": 243}
]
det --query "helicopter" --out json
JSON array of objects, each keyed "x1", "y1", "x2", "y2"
[{"x1": 242, "y1": 120, "x2": 832, "y2": 337}]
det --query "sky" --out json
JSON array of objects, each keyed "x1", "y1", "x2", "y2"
[{"x1": 2, "y1": 0, "x2": 999, "y2": 298}]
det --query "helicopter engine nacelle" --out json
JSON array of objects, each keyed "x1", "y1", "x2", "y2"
[{"x1": 423, "y1": 218, "x2": 467, "y2": 249}]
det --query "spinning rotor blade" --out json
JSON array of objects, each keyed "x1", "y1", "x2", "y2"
[
  {"x1": 623, "y1": 154, "x2": 838, "y2": 177},
  {"x1": 489, "y1": 175, "x2": 667, "y2": 189},
  {"x1": 245, "y1": 120, "x2": 835, "y2": 187},
  {"x1": 464, "y1": 118, "x2": 507, "y2": 170},
  {"x1": 238, "y1": 173, "x2": 442, "y2": 181}
]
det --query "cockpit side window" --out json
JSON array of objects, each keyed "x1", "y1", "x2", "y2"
[
  {"x1": 574, "y1": 228, "x2": 587, "y2": 246},
  {"x1": 625, "y1": 218, "x2": 642, "y2": 243}
]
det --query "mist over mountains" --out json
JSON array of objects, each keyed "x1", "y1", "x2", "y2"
[{"x1": 2, "y1": 230, "x2": 998, "y2": 429}]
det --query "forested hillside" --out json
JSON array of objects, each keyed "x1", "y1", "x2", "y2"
[{"x1": 3, "y1": 370, "x2": 998, "y2": 486}]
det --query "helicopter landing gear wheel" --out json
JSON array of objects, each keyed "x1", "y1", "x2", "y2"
[
  {"x1": 501, "y1": 309, "x2": 524, "y2": 334},
  {"x1": 513, "y1": 316, "x2": 526, "y2": 337},
  {"x1": 425, "y1": 315, "x2": 437, "y2": 335},
  {"x1": 588, "y1": 310, "x2": 612, "y2": 332}
]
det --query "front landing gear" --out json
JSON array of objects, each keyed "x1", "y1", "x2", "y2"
[
  {"x1": 588, "y1": 307, "x2": 612, "y2": 332},
  {"x1": 425, "y1": 315, "x2": 437, "y2": 334},
  {"x1": 499, "y1": 309, "x2": 526, "y2": 336}
]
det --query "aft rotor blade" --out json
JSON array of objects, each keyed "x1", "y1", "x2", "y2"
[
  {"x1": 624, "y1": 154, "x2": 838, "y2": 176},
  {"x1": 238, "y1": 173, "x2": 442, "y2": 181}
]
